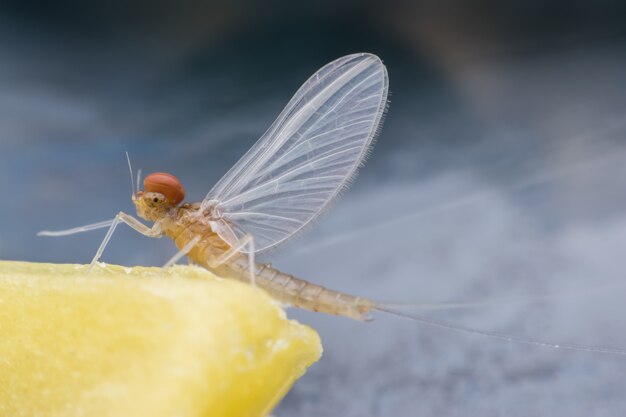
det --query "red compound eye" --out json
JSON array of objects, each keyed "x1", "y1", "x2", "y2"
[{"x1": 143, "y1": 172, "x2": 186, "y2": 205}]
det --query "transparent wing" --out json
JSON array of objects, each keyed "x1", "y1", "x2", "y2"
[{"x1": 202, "y1": 53, "x2": 389, "y2": 253}]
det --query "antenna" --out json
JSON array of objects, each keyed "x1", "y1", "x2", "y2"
[
  {"x1": 136, "y1": 168, "x2": 142, "y2": 194},
  {"x1": 125, "y1": 151, "x2": 136, "y2": 199}
]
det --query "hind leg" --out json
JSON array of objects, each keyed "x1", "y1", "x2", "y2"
[{"x1": 206, "y1": 234, "x2": 256, "y2": 286}]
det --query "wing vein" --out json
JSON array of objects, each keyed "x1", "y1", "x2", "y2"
[{"x1": 203, "y1": 54, "x2": 389, "y2": 253}]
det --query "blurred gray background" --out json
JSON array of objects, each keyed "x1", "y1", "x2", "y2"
[{"x1": 2, "y1": 1, "x2": 626, "y2": 416}]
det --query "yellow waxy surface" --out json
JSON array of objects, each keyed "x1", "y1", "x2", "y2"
[{"x1": 0, "y1": 261, "x2": 322, "y2": 417}]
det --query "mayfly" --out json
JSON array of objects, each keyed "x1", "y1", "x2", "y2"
[{"x1": 39, "y1": 53, "x2": 626, "y2": 355}]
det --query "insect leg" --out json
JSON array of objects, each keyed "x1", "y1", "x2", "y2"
[
  {"x1": 37, "y1": 219, "x2": 115, "y2": 237},
  {"x1": 163, "y1": 235, "x2": 201, "y2": 268},
  {"x1": 115, "y1": 212, "x2": 163, "y2": 238},
  {"x1": 88, "y1": 211, "x2": 162, "y2": 271},
  {"x1": 207, "y1": 234, "x2": 256, "y2": 286}
]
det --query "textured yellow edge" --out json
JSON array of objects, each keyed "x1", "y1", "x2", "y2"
[{"x1": 0, "y1": 261, "x2": 322, "y2": 417}]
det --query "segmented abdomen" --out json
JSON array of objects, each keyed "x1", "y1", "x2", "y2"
[
  {"x1": 163, "y1": 215, "x2": 375, "y2": 321},
  {"x1": 220, "y1": 254, "x2": 375, "y2": 321}
]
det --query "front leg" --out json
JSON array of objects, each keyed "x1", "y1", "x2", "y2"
[{"x1": 89, "y1": 212, "x2": 162, "y2": 270}]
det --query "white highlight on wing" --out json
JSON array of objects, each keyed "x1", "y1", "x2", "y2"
[{"x1": 202, "y1": 53, "x2": 389, "y2": 253}]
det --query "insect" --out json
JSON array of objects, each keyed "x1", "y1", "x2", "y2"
[
  {"x1": 41, "y1": 53, "x2": 387, "y2": 320},
  {"x1": 39, "y1": 53, "x2": 626, "y2": 355}
]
